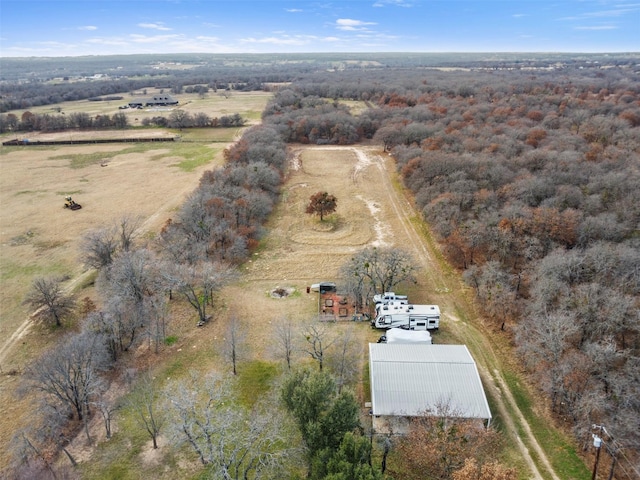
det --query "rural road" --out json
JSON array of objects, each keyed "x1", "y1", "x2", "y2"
[{"x1": 357, "y1": 145, "x2": 558, "y2": 480}]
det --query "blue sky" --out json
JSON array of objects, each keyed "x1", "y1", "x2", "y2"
[{"x1": 0, "y1": 0, "x2": 638, "y2": 57}]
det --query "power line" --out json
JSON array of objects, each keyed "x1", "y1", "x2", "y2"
[
  {"x1": 615, "y1": 448, "x2": 640, "y2": 480},
  {"x1": 590, "y1": 424, "x2": 640, "y2": 480}
]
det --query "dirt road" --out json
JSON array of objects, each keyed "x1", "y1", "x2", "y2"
[{"x1": 348, "y1": 146, "x2": 558, "y2": 479}]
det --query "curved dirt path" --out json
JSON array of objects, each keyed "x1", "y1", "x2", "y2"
[{"x1": 357, "y1": 146, "x2": 557, "y2": 480}]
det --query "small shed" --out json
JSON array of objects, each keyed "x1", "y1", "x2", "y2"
[{"x1": 369, "y1": 343, "x2": 491, "y2": 434}]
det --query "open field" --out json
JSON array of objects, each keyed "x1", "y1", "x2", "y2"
[
  {"x1": 0, "y1": 89, "x2": 272, "y2": 468},
  {"x1": 4, "y1": 89, "x2": 271, "y2": 128}
]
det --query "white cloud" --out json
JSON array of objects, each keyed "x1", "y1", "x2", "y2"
[
  {"x1": 130, "y1": 34, "x2": 183, "y2": 44},
  {"x1": 285, "y1": 8, "x2": 303, "y2": 12},
  {"x1": 373, "y1": 0, "x2": 413, "y2": 7},
  {"x1": 138, "y1": 22, "x2": 172, "y2": 31},
  {"x1": 574, "y1": 25, "x2": 618, "y2": 30},
  {"x1": 240, "y1": 35, "x2": 314, "y2": 46},
  {"x1": 582, "y1": 7, "x2": 638, "y2": 17},
  {"x1": 86, "y1": 37, "x2": 130, "y2": 46},
  {"x1": 78, "y1": 26, "x2": 98, "y2": 31},
  {"x1": 558, "y1": 5, "x2": 639, "y2": 21},
  {"x1": 335, "y1": 19, "x2": 377, "y2": 31},
  {"x1": 195, "y1": 35, "x2": 221, "y2": 42},
  {"x1": 239, "y1": 34, "x2": 348, "y2": 47},
  {"x1": 512, "y1": 14, "x2": 526, "y2": 18}
]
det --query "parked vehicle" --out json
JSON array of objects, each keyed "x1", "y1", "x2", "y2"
[
  {"x1": 373, "y1": 291, "x2": 408, "y2": 304},
  {"x1": 377, "y1": 327, "x2": 432, "y2": 344},
  {"x1": 372, "y1": 304, "x2": 440, "y2": 331}
]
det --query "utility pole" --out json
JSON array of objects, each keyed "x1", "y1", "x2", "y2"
[
  {"x1": 592, "y1": 430, "x2": 603, "y2": 480},
  {"x1": 591, "y1": 424, "x2": 618, "y2": 480}
]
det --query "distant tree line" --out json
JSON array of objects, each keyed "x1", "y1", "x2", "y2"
[
  {"x1": 87, "y1": 95, "x2": 124, "y2": 102},
  {"x1": 141, "y1": 110, "x2": 245, "y2": 129},
  {"x1": 0, "y1": 110, "x2": 129, "y2": 132},
  {"x1": 0, "y1": 110, "x2": 247, "y2": 133},
  {"x1": 0, "y1": 54, "x2": 322, "y2": 112}
]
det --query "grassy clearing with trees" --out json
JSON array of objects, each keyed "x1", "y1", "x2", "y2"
[{"x1": 0, "y1": 93, "x2": 271, "y2": 472}]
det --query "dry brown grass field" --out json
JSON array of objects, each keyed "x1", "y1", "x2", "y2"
[{"x1": 0, "y1": 91, "x2": 271, "y2": 470}]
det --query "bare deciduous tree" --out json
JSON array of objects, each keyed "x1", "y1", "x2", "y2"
[
  {"x1": 162, "y1": 261, "x2": 235, "y2": 325},
  {"x1": 326, "y1": 326, "x2": 360, "y2": 392},
  {"x1": 80, "y1": 215, "x2": 142, "y2": 271},
  {"x1": 223, "y1": 314, "x2": 245, "y2": 375},
  {"x1": 93, "y1": 396, "x2": 118, "y2": 440},
  {"x1": 340, "y1": 246, "x2": 418, "y2": 310},
  {"x1": 516, "y1": 312, "x2": 580, "y2": 411},
  {"x1": 116, "y1": 214, "x2": 143, "y2": 253},
  {"x1": 23, "y1": 276, "x2": 75, "y2": 327},
  {"x1": 125, "y1": 373, "x2": 164, "y2": 449},
  {"x1": 273, "y1": 316, "x2": 296, "y2": 370},
  {"x1": 146, "y1": 294, "x2": 169, "y2": 353},
  {"x1": 165, "y1": 372, "x2": 295, "y2": 477},
  {"x1": 24, "y1": 332, "x2": 109, "y2": 423},
  {"x1": 395, "y1": 402, "x2": 502, "y2": 480},
  {"x1": 452, "y1": 458, "x2": 517, "y2": 480},
  {"x1": 301, "y1": 323, "x2": 336, "y2": 371},
  {"x1": 10, "y1": 406, "x2": 81, "y2": 479},
  {"x1": 80, "y1": 226, "x2": 118, "y2": 270}
]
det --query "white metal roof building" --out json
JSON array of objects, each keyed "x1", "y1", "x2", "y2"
[{"x1": 368, "y1": 343, "x2": 492, "y2": 433}]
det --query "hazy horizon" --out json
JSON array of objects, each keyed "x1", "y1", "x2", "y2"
[{"x1": 1, "y1": 0, "x2": 638, "y2": 58}]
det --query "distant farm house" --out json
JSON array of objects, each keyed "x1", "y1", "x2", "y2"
[{"x1": 128, "y1": 94, "x2": 178, "y2": 108}]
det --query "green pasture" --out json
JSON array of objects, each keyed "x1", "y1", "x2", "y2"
[{"x1": 40, "y1": 142, "x2": 222, "y2": 172}]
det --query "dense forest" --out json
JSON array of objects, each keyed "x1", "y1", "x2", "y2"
[{"x1": 2, "y1": 53, "x2": 638, "y2": 478}]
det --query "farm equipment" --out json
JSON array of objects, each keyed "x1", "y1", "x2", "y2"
[{"x1": 64, "y1": 196, "x2": 82, "y2": 210}]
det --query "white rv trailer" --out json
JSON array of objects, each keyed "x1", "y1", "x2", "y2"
[
  {"x1": 372, "y1": 304, "x2": 440, "y2": 331},
  {"x1": 375, "y1": 299, "x2": 409, "y2": 314},
  {"x1": 373, "y1": 292, "x2": 408, "y2": 304}
]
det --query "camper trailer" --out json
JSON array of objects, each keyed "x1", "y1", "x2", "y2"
[
  {"x1": 375, "y1": 299, "x2": 410, "y2": 314},
  {"x1": 373, "y1": 292, "x2": 408, "y2": 304},
  {"x1": 372, "y1": 304, "x2": 440, "y2": 331}
]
